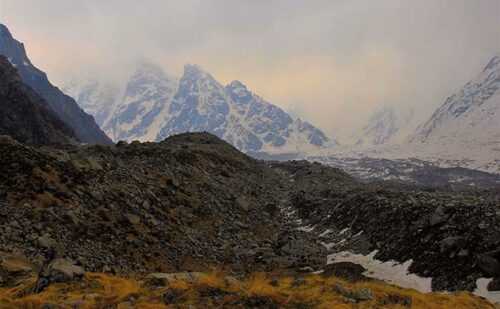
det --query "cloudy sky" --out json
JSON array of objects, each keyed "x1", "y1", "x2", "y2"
[{"x1": 1, "y1": 0, "x2": 499, "y2": 140}]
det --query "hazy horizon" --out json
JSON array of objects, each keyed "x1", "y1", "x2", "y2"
[{"x1": 1, "y1": 0, "x2": 499, "y2": 141}]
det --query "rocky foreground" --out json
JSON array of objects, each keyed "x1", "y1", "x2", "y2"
[
  {"x1": 0, "y1": 132, "x2": 499, "y2": 307},
  {"x1": 273, "y1": 160, "x2": 500, "y2": 291},
  {"x1": 0, "y1": 133, "x2": 325, "y2": 276}
]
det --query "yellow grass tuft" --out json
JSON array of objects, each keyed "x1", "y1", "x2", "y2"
[{"x1": 0, "y1": 272, "x2": 495, "y2": 308}]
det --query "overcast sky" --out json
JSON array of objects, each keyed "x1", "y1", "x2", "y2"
[{"x1": 1, "y1": 0, "x2": 499, "y2": 140}]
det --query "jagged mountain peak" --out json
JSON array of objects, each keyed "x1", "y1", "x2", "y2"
[
  {"x1": 99, "y1": 62, "x2": 178, "y2": 142},
  {"x1": 69, "y1": 61, "x2": 332, "y2": 154},
  {"x1": 127, "y1": 61, "x2": 175, "y2": 91},
  {"x1": 182, "y1": 63, "x2": 211, "y2": 78},
  {"x1": 0, "y1": 24, "x2": 32, "y2": 67},
  {"x1": 178, "y1": 64, "x2": 224, "y2": 97}
]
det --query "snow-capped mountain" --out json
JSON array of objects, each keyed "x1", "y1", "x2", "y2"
[
  {"x1": 355, "y1": 106, "x2": 415, "y2": 147},
  {"x1": 103, "y1": 62, "x2": 178, "y2": 142},
  {"x1": 157, "y1": 65, "x2": 332, "y2": 153},
  {"x1": 67, "y1": 63, "x2": 332, "y2": 154},
  {"x1": 412, "y1": 55, "x2": 500, "y2": 147}
]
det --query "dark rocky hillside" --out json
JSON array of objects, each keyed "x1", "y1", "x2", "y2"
[
  {"x1": 0, "y1": 56, "x2": 77, "y2": 145},
  {"x1": 0, "y1": 131, "x2": 498, "y2": 296},
  {"x1": 0, "y1": 133, "x2": 325, "y2": 277}
]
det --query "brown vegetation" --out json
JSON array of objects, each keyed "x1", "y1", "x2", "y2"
[{"x1": 0, "y1": 272, "x2": 494, "y2": 308}]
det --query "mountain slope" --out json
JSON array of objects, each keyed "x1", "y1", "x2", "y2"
[
  {"x1": 103, "y1": 62, "x2": 178, "y2": 142},
  {"x1": 223, "y1": 79, "x2": 332, "y2": 153},
  {"x1": 0, "y1": 24, "x2": 112, "y2": 144},
  {"x1": 63, "y1": 79, "x2": 119, "y2": 127},
  {"x1": 355, "y1": 106, "x2": 415, "y2": 147},
  {"x1": 67, "y1": 63, "x2": 331, "y2": 154},
  {"x1": 0, "y1": 56, "x2": 77, "y2": 144},
  {"x1": 412, "y1": 55, "x2": 500, "y2": 147}
]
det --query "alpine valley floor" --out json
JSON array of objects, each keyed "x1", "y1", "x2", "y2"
[{"x1": 0, "y1": 133, "x2": 499, "y2": 307}]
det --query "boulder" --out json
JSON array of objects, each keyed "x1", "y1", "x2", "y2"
[
  {"x1": 322, "y1": 262, "x2": 367, "y2": 282},
  {"x1": 429, "y1": 206, "x2": 449, "y2": 226},
  {"x1": 0, "y1": 252, "x2": 34, "y2": 286},
  {"x1": 44, "y1": 259, "x2": 85, "y2": 283},
  {"x1": 37, "y1": 234, "x2": 57, "y2": 249},
  {"x1": 145, "y1": 272, "x2": 203, "y2": 287},
  {"x1": 0, "y1": 252, "x2": 33, "y2": 275},
  {"x1": 478, "y1": 254, "x2": 500, "y2": 277},
  {"x1": 439, "y1": 236, "x2": 465, "y2": 253}
]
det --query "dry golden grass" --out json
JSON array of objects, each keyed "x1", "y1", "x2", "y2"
[{"x1": 0, "y1": 272, "x2": 495, "y2": 308}]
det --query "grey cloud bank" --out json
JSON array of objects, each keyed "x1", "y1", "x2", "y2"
[{"x1": 1, "y1": 0, "x2": 499, "y2": 141}]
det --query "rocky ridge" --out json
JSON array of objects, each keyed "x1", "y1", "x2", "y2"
[
  {"x1": 0, "y1": 56, "x2": 77, "y2": 145},
  {"x1": 306, "y1": 155, "x2": 500, "y2": 189},
  {"x1": 0, "y1": 23, "x2": 111, "y2": 145}
]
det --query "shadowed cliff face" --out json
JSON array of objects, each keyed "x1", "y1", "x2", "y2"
[
  {"x1": 0, "y1": 23, "x2": 112, "y2": 145},
  {"x1": 0, "y1": 56, "x2": 77, "y2": 145}
]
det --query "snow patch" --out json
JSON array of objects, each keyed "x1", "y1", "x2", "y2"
[
  {"x1": 327, "y1": 250, "x2": 432, "y2": 293},
  {"x1": 474, "y1": 278, "x2": 500, "y2": 304}
]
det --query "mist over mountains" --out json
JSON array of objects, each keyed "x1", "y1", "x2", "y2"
[{"x1": 64, "y1": 61, "x2": 333, "y2": 155}]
